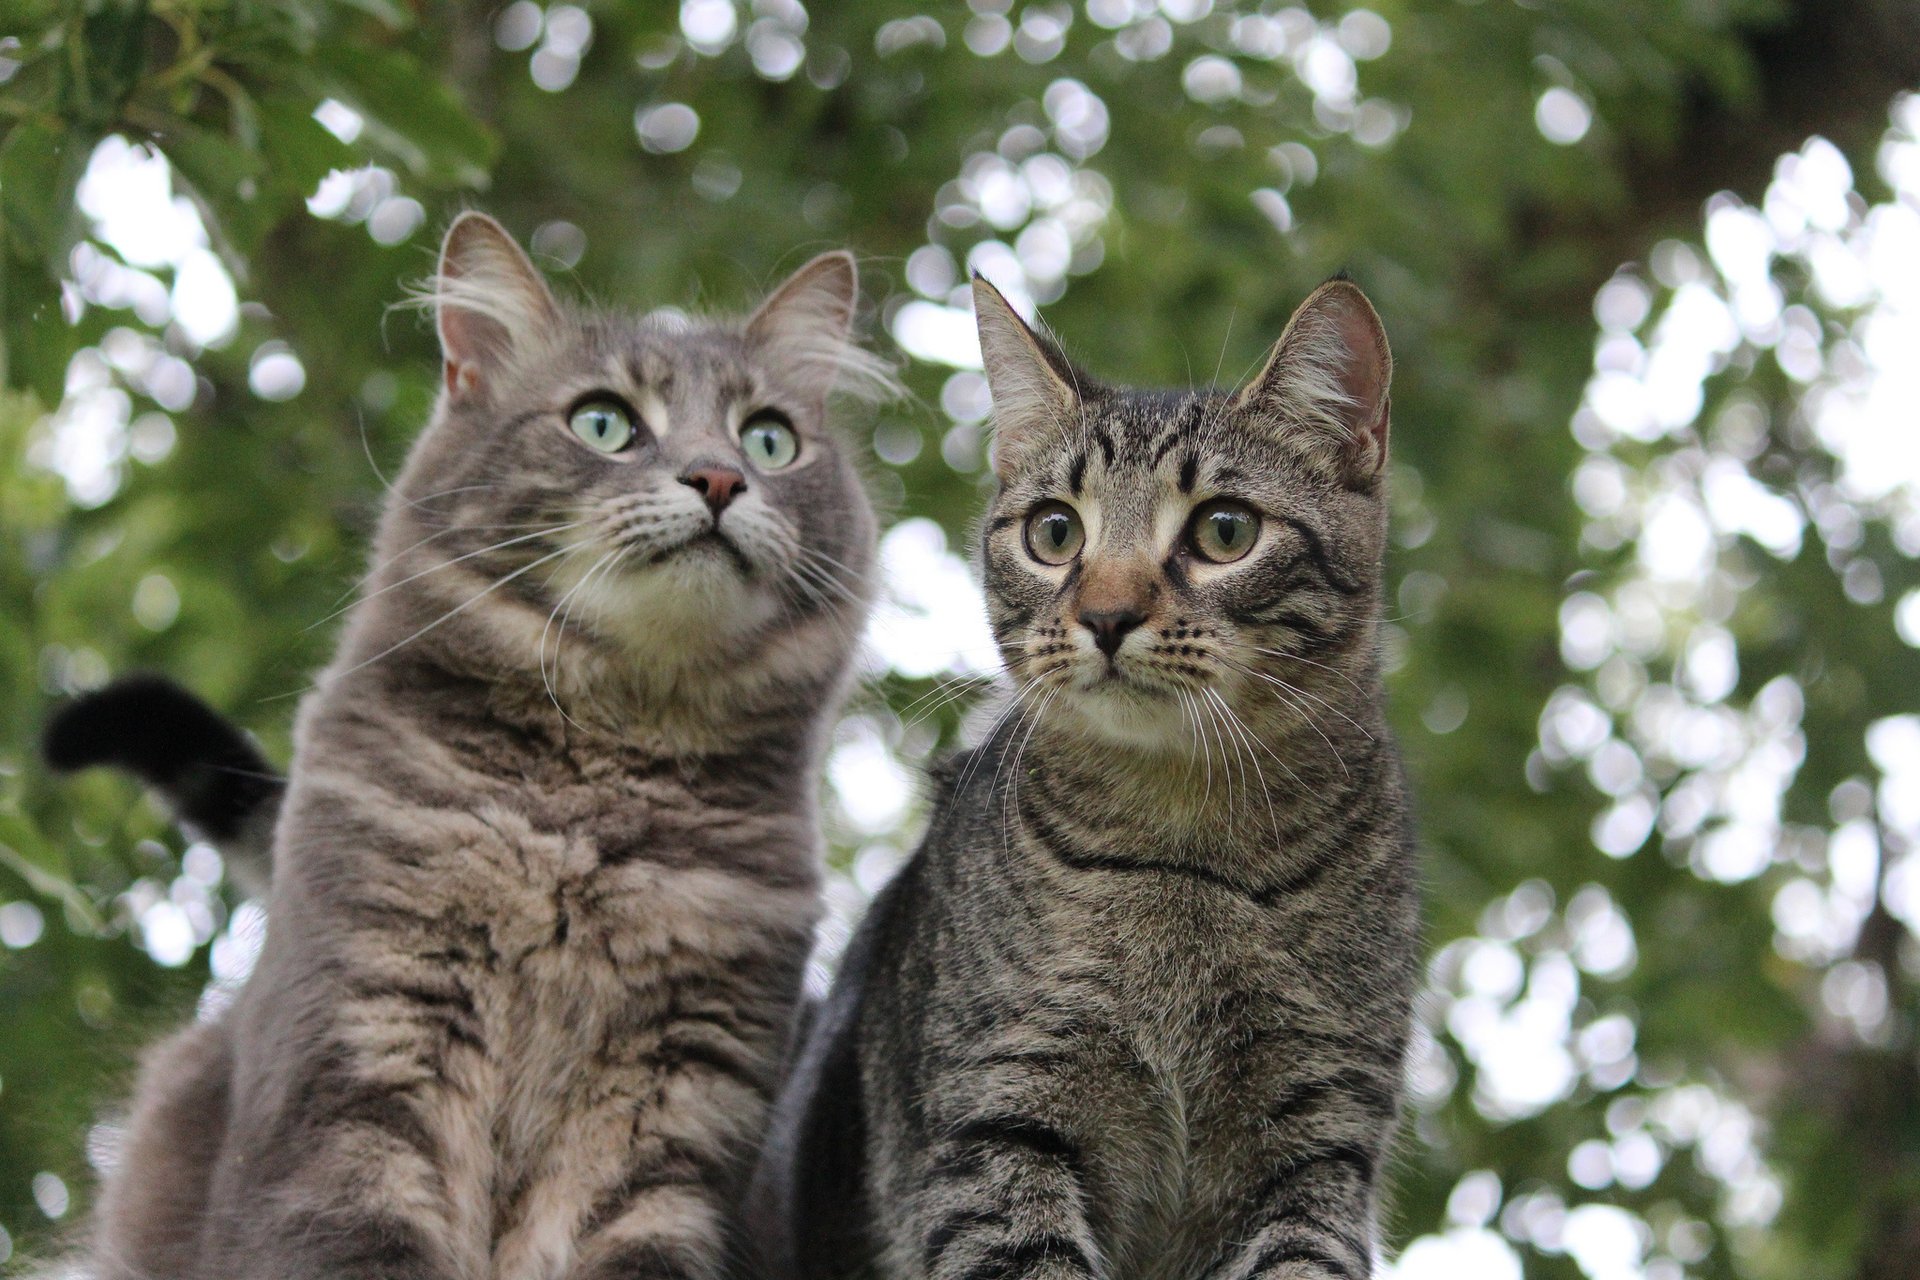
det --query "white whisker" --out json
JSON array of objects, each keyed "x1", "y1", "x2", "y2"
[
  {"x1": 316, "y1": 542, "x2": 584, "y2": 687},
  {"x1": 305, "y1": 521, "x2": 587, "y2": 633}
]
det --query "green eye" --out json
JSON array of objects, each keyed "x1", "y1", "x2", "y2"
[
  {"x1": 1024, "y1": 501, "x2": 1084, "y2": 566},
  {"x1": 741, "y1": 411, "x2": 800, "y2": 470},
  {"x1": 1190, "y1": 500, "x2": 1259, "y2": 563},
  {"x1": 569, "y1": 400, "x2": 635, "y2": 453}
]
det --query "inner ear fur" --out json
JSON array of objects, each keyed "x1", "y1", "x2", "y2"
[
  {"x1": 433, "y1": 212, "x2": 560, "y2": 402},
  {"x1": 747, "y1": 251, "x2": 900, "y2": 412},
  {"x1": 971, "y1": 274, "x2": 1084, "y2": 482},
  {"x1": 1233, "y1": 278, "x2": 1392, "y2": 483}
]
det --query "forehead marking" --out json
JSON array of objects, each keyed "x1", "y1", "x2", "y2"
[
  {"x1": 1149, "y1": 399, "x2": 1208, "y2": 467},
  {"x1": 639, "y1": 388, "x2": 673, "y2": 440},
  {"x1": 1093, "y1": 425, "x2": 1116, "y2": 465},
  {"x1": 609, "y1": 350, "x2": 676, "y2": 440}
]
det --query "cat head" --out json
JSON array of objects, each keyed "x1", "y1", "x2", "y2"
[
  {"x1": 973, "y1": 274, "x2": 1391, "y2": 755},
  {"x1": 347, "y1": 213, "x2": 894, "y2": 726}
]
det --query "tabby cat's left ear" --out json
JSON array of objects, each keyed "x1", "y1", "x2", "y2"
[
  {"x1": 1233, "y1": 278, "x2": 1392, "y2": 484},
  {"x1": 434, "y1": 212, "x2": 560, "y2": 403},
  {"x1": 972, "y1": 274, "x2": 1081, "y2": 483}
]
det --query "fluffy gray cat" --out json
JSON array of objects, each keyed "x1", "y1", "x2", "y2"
[
  {"x1": 72, "y1": 213, "x2": 892, "y2": 1280},
  {"x1": 748, "y1": 275, "x2": 1419, "y2": 1280}
]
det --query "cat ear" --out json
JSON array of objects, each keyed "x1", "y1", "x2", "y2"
[
  {"x1": 748, "y1": 251, "x2": 897, "y2": 411},
  {"x1": 434, "y1": 212, "x2": 559, "y2": 402},
  {"x1": 1232, "y1": 278, "x2": 1392, "y2": 484},
  {"x1": 972, "y1": 274, "x2": 1080, "y2": 482}
]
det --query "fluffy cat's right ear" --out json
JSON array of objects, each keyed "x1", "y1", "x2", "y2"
[
  {"x1": 972, "y1": 275, "x2": 1079, "y2": 482},
  {"x1": 747, "y1": 252, "x2": 902, "y2": 411},
  {"x1": 434, "y1": 212, "x2": 559, "y2": 402}
]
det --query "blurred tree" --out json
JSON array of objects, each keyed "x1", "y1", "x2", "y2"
[{"x1": 1, "y1": 2, "x2": 1915, "y2": 1277}]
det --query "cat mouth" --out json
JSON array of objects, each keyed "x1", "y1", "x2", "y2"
[
  {"x1": 665, "y1": 528, "x2": 755, "y2": 574},
  {"x1": 1078, "y1": 665, "x2": 1156, "y2": 696}
]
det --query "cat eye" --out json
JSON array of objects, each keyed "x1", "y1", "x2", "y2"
[
  {"x1": 569, "y1": 399, "x2": 635, "y2": 453},
  {"x1": 1189, "y1": 500, "x2": 1260, "y2": 563},
  {"x1": 1024, "y1": 501, "x2": 1085, "y2": 566},
  {"x1": 741, "y1": 410, "x2": 800, "y2": 471}
]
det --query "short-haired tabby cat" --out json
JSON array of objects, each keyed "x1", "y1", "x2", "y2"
[
  {"x1": 58, "y1": 213, "x2": 893, "y2": 1280},
  {"x1": 748, "y1": 275, "x2": 1419, "y2": 1280}
]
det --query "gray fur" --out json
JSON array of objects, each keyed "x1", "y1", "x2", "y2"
[
  {"x1": 749, "y1": 278, "x2": 1418, "y2": 1280},
  {"x1": 86, "y1": 215, "x2": 888, "y2": 1280}
]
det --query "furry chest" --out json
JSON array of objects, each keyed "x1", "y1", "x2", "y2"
[{"x1": 413, "y1": 842, "x2": 806, "y2": 1278}]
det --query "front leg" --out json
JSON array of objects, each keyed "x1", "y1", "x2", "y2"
[
  {"x1": 222, "y1": 1075, "x2": 476, "y2": 1280},
  {"x1": 1209, "y1": 1067, "x2": 1397, "y2": 1280},
  {"x1": 550, "y1": 1013, "x2": 782, "y2": 1280},
  {"x1": 562, "y1": 1165, "x2": 737, "y2": 1280},
  {"x1": 905, "y1": 1108, "x2": 1106, "y2": 1280}
]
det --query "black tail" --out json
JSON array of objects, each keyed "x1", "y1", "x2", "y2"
[{"x1": 43, "y1": 675, "x2": 285, "y2": 892}]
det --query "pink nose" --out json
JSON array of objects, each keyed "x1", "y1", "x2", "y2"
[{"x1": 678, "y1": 465, "x2": 747, "y2": 515}]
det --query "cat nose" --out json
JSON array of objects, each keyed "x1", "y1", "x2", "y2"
[
  {"x1": 678, "y1": 464, "x2": 747, "y2": 515},
  {"x1": 1079, "y1": 608, "x2": 1146, "y2": 658}
]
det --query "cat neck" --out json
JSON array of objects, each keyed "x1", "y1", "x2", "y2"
[
  {"x1": 986, "y1": 688, "x2": 1388, "y2": 855},
  {"x1": 313, "y1": 644, "x2": 833, "y2": 788}
]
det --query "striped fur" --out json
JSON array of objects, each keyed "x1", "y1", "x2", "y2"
[
  {"x1": 750, "y1": 279, "x2": 1417, "y2": 1280},
  {"x1": 81, "y1": 215, "x2": 886, "y2": 1280}
]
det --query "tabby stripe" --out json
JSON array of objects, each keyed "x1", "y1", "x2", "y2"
[
  {"x1": 1247, "y1": 1143, "x2": 1378, "y2": 1209},
  {"x1": 923, "y1": 1207, "x2": 1013, "y2": 1268},
  {"x1": 1238, "y1": 1235, "x2": 1359, "y2": 1280},
  {"x1": 946, "y1": 1114, "x2": 1086, "y2": 1175},
  {"x1": 288, "y1": 1071, "x2": 437, "y2": 1164},
  {"x1": 574, "y1": 1236, "x2": 707, "y2": 1280},
  {"x1": 1267, "y1": 1070, "x2": 1400, "y2": 1128},
  {"x1": 1019, "y1": 790, "x2": 1266, "y2": 899},
  {"x1": 349, "y1": 978, "x2": 476, "y2": 1020},
  {"x1": 1092, "y1": 426, "x2": 1116, "y2": 464},
  {"x1": 950, "y1": 1234, "x2": 1096, "y2": 1280},
  {"x1": 1236, "y1": 606, "x2": 1334, "y2": 648},
  {"x1": 1279, "y1": 516, "x2": 1362, "y2": 595},
  {"x1": 576, "y1": 1149, "x2": 726, "y2": 1239},
  {"x1": 655, "y1": 1033, "x2": 765, "y2": 1085},
  {"x1": 1068, "y1": 451, "x2": 1089, "y2": 495},
  {"x1": 1148, "y1": 400, "x2": 1207, "y2": 467},
  {"x1": 1244, "y1": 1202, "x2": 1370, "y2": 1274},
  {"x1": 1250, "y1": 840, "x2": 1345, "y2": 904},
  {"x1": 1262, "y1": 789, "x2": 1398, "y2": 899},
  {"x1": 962, "y1": 1046, "x2": 1077, "y2": 1072},
  {"x1": 279, "y1": 1212, "x2": 440, "y2": 1276}
]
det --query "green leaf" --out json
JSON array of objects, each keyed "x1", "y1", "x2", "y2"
[
  {"x1": 309, "y1": 43, "x2": 496, "y2": 188},
  {"x1": 66, "y1": 0, "x2": 151, "y2": 129},
  {"x1": 0, "y1": 119, "x2": 91, "y2": 261},
  {"x1": 253, "y1": 94, "x2": 356, "y2": 205},
  {"x1": 158, "y1": 118, "x2": 270, "y2": 261},
  {"x1": 1, "y1": 256, "x2": 77, "y2": 401}
]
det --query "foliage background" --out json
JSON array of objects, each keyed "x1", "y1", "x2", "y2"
[{"x1": 2, "y1": 1, "x2": 1917, "y2": 1276}]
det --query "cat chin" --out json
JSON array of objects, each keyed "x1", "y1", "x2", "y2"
[
  {"x1": 563, "y1": 550, "x2": 783, "y2": 659},
  {"x1": 1053, "y1": 681, "x2": 1202, "y2": 753}
]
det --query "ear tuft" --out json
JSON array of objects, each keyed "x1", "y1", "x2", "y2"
[
  {"x1": 972, "y1": 274, "x2": 1082, "y2": 482},
  {"x1": 747, "y1": 251, "x2": 901, "y2": 409},
  {"x1": 1233, "y1": 279, "x2": 1391, "y2": 483},
  {"x1": 431, "y1": 213, "x2": 559, "y2": 401}
]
